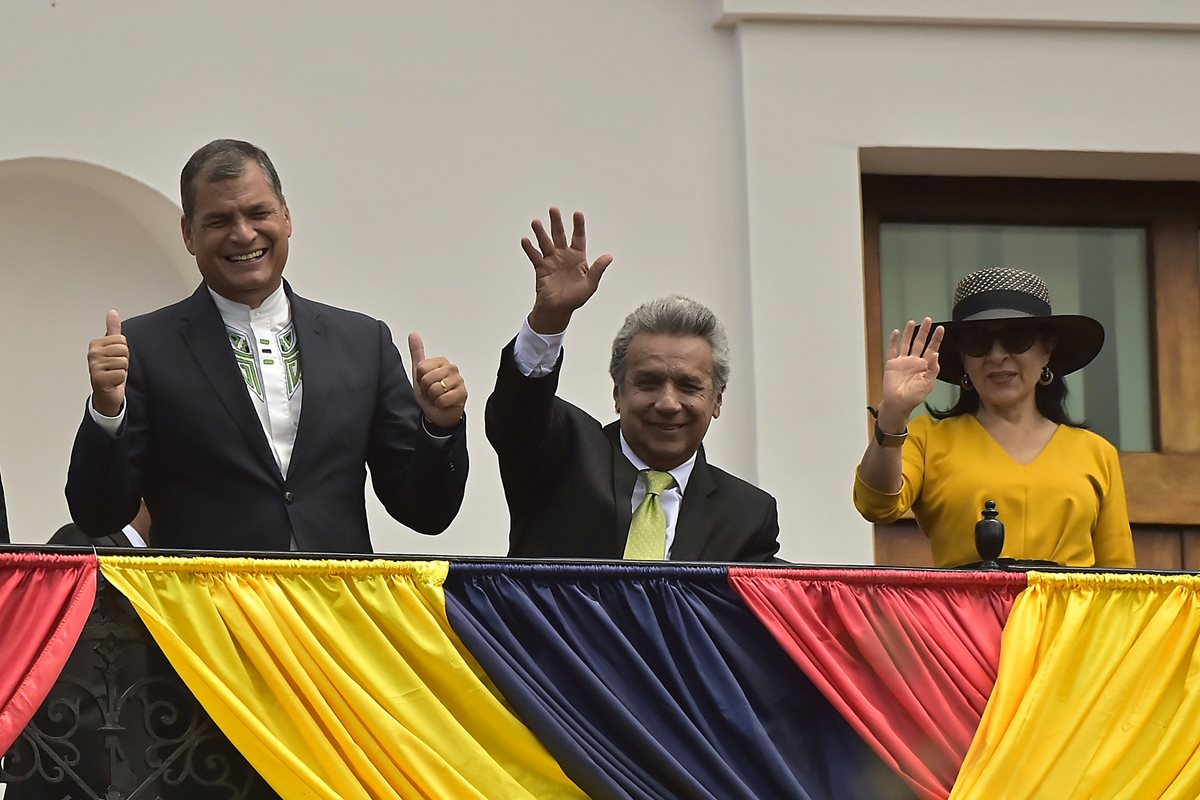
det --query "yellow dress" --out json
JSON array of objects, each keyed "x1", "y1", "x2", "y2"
[{"x1": 854, "y1": 414, "x2": 1135, "y2": 568}]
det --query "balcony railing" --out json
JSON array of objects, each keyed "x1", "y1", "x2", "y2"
[{"x1": 2, "y1": 545, "x2": 1198, "y2": 800}]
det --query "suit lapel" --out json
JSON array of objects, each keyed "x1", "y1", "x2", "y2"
[
  {"x1": 179, "y1": 284, "x2": 279, "y2": 478},
  {"x1": 671, "y1": 447, "x2": 719, "y2": 561},
  {"x1": 286, "y1": 288, "x2": 330, "y2": 477},
  {"x1": 605, "y1": 422, "x2": 638, "y2": 555}
]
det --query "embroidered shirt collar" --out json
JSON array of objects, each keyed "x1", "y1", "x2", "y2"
[{"x1": 208, "y1": 283, "x2": 290, "y2": 327}]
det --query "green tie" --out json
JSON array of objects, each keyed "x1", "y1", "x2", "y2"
[{"x1": 624, "y1": 470, "x2": 675, "y2": 560}]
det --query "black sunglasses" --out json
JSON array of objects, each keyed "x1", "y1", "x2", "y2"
[{"x1": 953, "y1": 325, "x2": 1041, "y2": 358}]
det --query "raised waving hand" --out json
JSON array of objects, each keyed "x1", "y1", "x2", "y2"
[
  {"x1": 522, "y1": 208, "x2": 613, "y2": 334},
  {"x1": 879, "y1": 317, "x2": 944, "y2": 427}
]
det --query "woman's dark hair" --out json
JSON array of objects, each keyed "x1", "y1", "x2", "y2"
[{"x1": 928, "y1": 332, "x2": 1087, "y2": 427}]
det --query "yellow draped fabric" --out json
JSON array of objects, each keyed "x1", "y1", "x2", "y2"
[
  {"x1": 951, "y1": 571, "x2": 1200, "y2": 799},
  {"x1": 98, "y1": 556, "x2": 584, "y2": 800}
]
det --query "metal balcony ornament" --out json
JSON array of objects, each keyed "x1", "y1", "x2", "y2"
[
  {"x1": 975, "y1": 500, "x2": 1005, "y2": 568},
  {"x1": 1, "y1": 573, "x2": 274, "y2": 799}
]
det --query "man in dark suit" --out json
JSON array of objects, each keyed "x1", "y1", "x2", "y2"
[
  {"x1": 486, "y1": 209, "x2": 780, "y2": 562},
  {"x1": 66, "y1": 139, "x2": 468, "y2": 552}
]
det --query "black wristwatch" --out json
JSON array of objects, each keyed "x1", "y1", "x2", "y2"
[{"x1": 866, "y1": 406, "x2": 908, "y2": 448}]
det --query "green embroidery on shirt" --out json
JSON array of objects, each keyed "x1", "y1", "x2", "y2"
[
  {"x1": 278, "y1": 323, "x2": 302, "y2": 398},
  {"x1": 227, "y1": 328, "x2": 265, "y2": 402}
]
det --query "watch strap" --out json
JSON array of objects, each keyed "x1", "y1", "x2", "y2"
[{"x1": 867, "y1": 406, "x2": 908, "y2": 448}]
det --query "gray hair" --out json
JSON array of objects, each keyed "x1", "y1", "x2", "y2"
[
  {"x1": 180, "y1": 139, "x2": 286, "y2": 224},
  {"x1": 609, "y1": 295, "x2": 731, "y2": 390}
]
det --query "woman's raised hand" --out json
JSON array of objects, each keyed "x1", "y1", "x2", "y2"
[{"x1": 880, "y1": 317, "x2": 944, "y2": 421}]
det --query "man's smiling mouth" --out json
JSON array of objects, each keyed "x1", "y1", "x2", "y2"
[{"x1": 226, "y1": 248, "x2": 266, "y2": 263}]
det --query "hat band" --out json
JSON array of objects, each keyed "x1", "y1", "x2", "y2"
[{"x1": 953, "y1": 289, "x2": 1052, "y2": 321}]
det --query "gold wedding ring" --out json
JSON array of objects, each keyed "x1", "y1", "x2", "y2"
[{"x1": 438, "y1": 379, "x2": 449, "y2": 393}]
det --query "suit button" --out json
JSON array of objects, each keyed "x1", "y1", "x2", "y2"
[{"x1": 284, "y1": 491, "x2": 294, "y2": 504}]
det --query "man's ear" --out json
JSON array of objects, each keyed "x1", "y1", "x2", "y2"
[
  {"x1": 180, "y1": 215, "x2": 196, "y2": 255},
  {"x1": 713, "y1": 389, "x2": 723, "y2": 420},
  {"x1": 613, "y1": 384, "x2": 621, "y2": 414},
  {"x1": 283, "y1": 204, "x2": 292, "y2": 237}
]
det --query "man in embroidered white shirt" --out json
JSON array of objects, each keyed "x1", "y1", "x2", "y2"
[{"x1": 67, "y1": 139, "x2": 468, "y2": 552}]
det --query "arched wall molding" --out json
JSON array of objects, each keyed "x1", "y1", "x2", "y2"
[
  {"x1": 0, "y1": 157, "x2": 196, "y2": 542},
  {"x1": 0, "y1": 157, "x2": 195, "y2": 286}
]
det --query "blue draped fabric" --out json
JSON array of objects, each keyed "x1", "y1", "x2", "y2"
[{"x1": 444, "y1": 563, "x2": 916, "y2": 800}]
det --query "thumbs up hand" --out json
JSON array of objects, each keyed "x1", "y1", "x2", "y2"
[
  {"x1": 89, "y1": 310, "x2": 129, "y2": 417},
  {"x1": 408, "y1": 332, "x2": 466, "y2": 431}
]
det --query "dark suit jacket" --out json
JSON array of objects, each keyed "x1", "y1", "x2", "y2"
[
  {"x1": 66, "y1": 282, "x2": 467, "y2": 552},
  {"x1": 486, "y1": 340, "x2": 780, "y2": 561},
  {"x1": 0, "y1": 473, "x2": 7, "y2": 544}
]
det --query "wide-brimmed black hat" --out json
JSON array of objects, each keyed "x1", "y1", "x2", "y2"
[{"x1": 934, "y1": 267, "x2": 1105, "y2": 385}]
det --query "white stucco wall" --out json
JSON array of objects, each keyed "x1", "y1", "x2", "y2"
[{"x1": 4, "y1": 1, "x2": 1200, "y2": 563}]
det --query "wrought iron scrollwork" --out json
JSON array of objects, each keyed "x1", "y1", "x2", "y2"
[{"x1": 1, "y1": 572, "x2": 277, "y2": 799}]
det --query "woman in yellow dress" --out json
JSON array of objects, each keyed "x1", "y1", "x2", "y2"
[{"x1": 854, "y1": 267, "x2": 1135, "y2": 568}]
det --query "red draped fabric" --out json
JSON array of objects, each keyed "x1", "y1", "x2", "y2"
[
  {"x1": 729, "y1": 568, "x2": 1026, "y2": 800},
  {"x1": 0, "y1": 553, "x2": 97, "y2": 753}
]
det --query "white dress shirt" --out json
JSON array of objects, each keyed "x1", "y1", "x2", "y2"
[
  {"x1": 122, "y1": 523, "x2": 147, "y2": 548},
  {"x1": 208, "y1": 285, "x2": 302, "y2": 477},
  {"x1": 619, "y1": 432, "x2": 694, "y2": 558}
]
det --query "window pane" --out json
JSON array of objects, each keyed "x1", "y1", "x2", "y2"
[{"x1": 879, "y1": 223, "x2": 1153, "y2": 452}]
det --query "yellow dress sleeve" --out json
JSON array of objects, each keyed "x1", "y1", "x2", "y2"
[
  {"x1": 1091, "y1": 442, "x2": 1136, "y2": 568},
  {"x1": 853, "y1": 416, "x2": 929, "y2": 524}
]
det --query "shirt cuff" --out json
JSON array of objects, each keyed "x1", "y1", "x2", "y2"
[
  {"x1": 513, "y1": 318, "x2": 565, "y2": 377},
  {"x1": 421, "y1": 416, "x2": 459, "y2": 447},
  {"x1": 122, "y1": 525, "x2": 148, "y2": 548},
  {"x1": 87, "y1": 394, "x2": 125, "y2": 438}
]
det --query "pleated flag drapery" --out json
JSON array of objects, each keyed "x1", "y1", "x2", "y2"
[
  {"x1": 443, "y1": 562, "x2": 917, "y2": 800},
  {"x1": 950, "y1": 571, "x2": 1200, "y2": 800},
  {"x1": 97, "y1": 555, "x2": 585, "y2": 800},
  {"x1": 0, "y1": 552, "x2": 96, "y2": 754},
  {"x1": 729, "y1": 568, "x2": 1025, "y2": 800},
  {"x1": 14, "y1": 554, "x2": 1200, "y2": 800}
]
